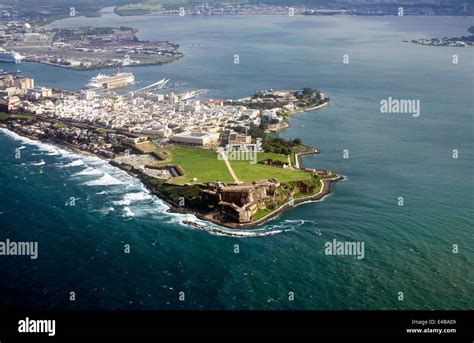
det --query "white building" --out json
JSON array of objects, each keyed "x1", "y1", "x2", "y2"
[{"x1": 170, "y1": 131, "x2": 220, "y2": 147}]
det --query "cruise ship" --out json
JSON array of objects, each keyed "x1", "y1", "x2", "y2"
[
  {"x1": 0, "y1": 48, "x2": 25, "y2": 63},
  {"x1": 87, "y1": 69, "x2": 135, "y2": 90}
]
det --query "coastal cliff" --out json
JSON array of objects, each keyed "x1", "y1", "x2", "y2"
[{"x1": 140, "y1": 171, "x2": 342, "y2": 229}]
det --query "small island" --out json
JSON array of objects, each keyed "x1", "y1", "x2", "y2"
[{"x1": 0, "y1": 70, "x2": 341, "y2": 230}]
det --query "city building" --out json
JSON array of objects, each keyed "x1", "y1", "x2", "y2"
[
  {"x1": 170, "y1": 131, "x2": 220, "y2": 147},
  {"x1": 228, "y1": 132, "x2": 252, "y2": 145}
]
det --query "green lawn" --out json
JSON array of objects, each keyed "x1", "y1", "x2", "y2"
[
  {"x1": 257, "y1": 152, "x2": 289, "y2": 164},
  {"x1": 151, "y1": 145, "x2": 312, "y2": 185},
  {"x1": 252, "y1": 208, "x2": 274, "y2": 221},
  {"x1": 230, "y1": 158, "x2": 311, "y2": 183},
  {"x1": 154, "y1": 145, "x2": 233, "y2": 185}
]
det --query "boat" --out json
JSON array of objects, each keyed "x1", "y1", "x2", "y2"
[
  {"x1": 87, "y1": 68, "x2": 135, "y2": 90},
  {"x1": 0, "y1": 48, "x2": 25, "y2": 64}
]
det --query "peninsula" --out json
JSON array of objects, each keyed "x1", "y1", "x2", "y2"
[
  {"x1": 406, "y1": 26, "x2": 474, "y2": 48},
  {"x1": 0, "y1": 24, "x2": 183, "y2": 70},
  {"x1": 0, "y1": 70, "x2": 341, "y2": 229}
]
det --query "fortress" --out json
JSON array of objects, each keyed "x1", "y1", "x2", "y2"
[{"x1": 201, "y1": 180, "x2": 281, "y2": 223}]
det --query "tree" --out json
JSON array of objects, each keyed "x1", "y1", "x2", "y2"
[{"x1": 292, "y1": 138, "x2": 302, "y2": 146}]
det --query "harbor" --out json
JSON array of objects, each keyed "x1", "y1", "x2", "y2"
[{"x1": 0, "y1": 48, "x2": 25, "y2": 64}]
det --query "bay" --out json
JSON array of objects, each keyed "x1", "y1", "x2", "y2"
[{"x1": 0, "y1": 14, "x2": 472, "y2": 309}]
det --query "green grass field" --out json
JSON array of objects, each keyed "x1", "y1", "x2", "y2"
[
  {"x1": 257, "y1": 152, "x2": 289, "y2": 164},
  {"x1": 152, "y1": 145, "x2": 312, "y2": 185},
  {"x1": 154, "y1": 145, "x2": 234, "y2": 185},
  {"x1": 230, "y1": 158, "x2": 311, "y2": 183},
  {"x1": 252, "y1": 208, "x2": 274, "y2": 220}
]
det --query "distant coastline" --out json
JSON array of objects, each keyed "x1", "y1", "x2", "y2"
[{"x1": 405, "y1": 26, "x2": 474, "y2": 48}]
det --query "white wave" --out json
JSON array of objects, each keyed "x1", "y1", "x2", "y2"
[
  {"x1": 254, "y1": 218, "x2": 313, "y2": 234},
  {"x1": 122, "y1": 207, "x2": 135, "y2": 217},
  {"x1": 0, "y1": 128, "x2": 29, "y2": 142},
  {"x1": 37, "y1": 144, "x2": 67, "y2": 157},
  {"x1": 45, "y1": 150, "x2": 60, "y2": 156},
  {"x1": 83, "y1": 173, "x2": 124, "y2": 186},
  {"x1": 126, "y1": 191, "x2": 152, "y2": 202},
  {"x1": 95, "y1": 190, "x2": 108, "y2": 195},
  {"x1": 114, "y1": 199, "x2": 131, "y2": 206},
  {"x1": 177, "y1": 219, "x2": 286, "y2": 238},
  {"x1": 63, "y1": 159, "x2": 84, "y2": 168},
  {"x1": 124, "y1": 197, "x2": 170, "y2": 216},
  {"x1": 1, "y1": 128, "x2": 295, "y2": 238},
  {"x1": 152, "y1": 205, "x2": 285, "y2": 237},
  {"x1": 72, "y1": 167, "x2": 103, "y2": 177},
  {"x1": 18, "y1": 146, "x2": 27, "y2": 150},
  {"x1": 151, "y1": 198, "x2": 171, "y2": 212},
  {"x1": 82, "y1": 158, "x2": 104, "y2": 166},
  {"x1": 0, "y1": 129, "x2": 76, "y2": 159},
  {"x1": 143, "y1": 199, "x2": 290, "y2": 238},
  {"x1": 96, "y1": 206, "x2": 115, "y2": 215},
  {"x1": 283, "y1": 219, "x2": 306, "y2": 225},
  {"x1": 31, "y1": 159, "x2": 45, "y2": 166},
  {"x1": 113, "y1": 191, "x2": 153, "y2": 206}
]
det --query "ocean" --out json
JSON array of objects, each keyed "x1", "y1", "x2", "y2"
[{"x1": 0, "y1": 14, "x2": 473, "y2": 309}]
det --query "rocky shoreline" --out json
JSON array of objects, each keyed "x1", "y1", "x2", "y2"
[
  {"x1": 198, "y1": 175, "x2": 344, "y2": 229},
  {"x1": 1, "y1": 87, "x2": 340, "y2": 231},
  {"x1": 1, "y1": 124, "x2": 342, "y2": 231}
]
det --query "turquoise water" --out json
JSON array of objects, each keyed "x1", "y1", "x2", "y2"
[{"x1": 0, "y1": 15, "x2": 473, "y2": 309}]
